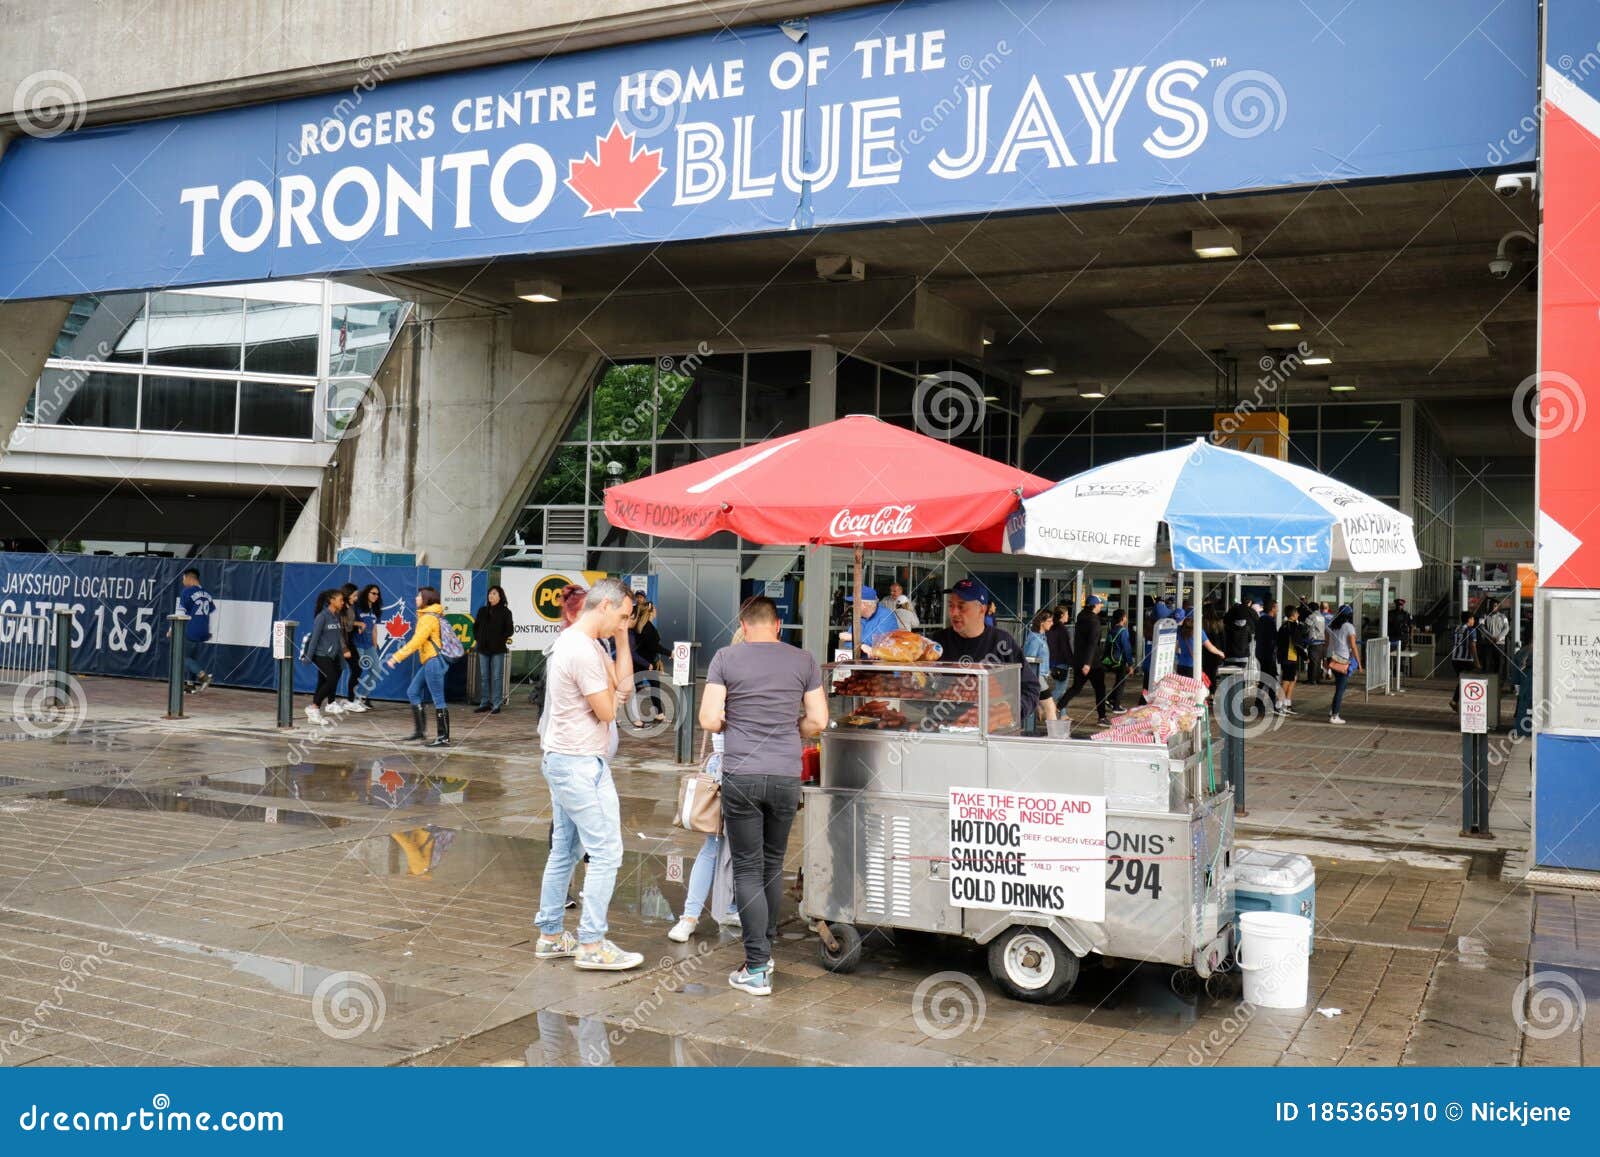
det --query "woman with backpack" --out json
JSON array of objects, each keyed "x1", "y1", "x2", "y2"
[
  {"x1": 1102, "y1": 608, "x2": 1136, "y2": 713},
  {"x1": 386, "y1": 585, "x2": 454, "y2": 747},
  {"x1": 304, "y1": 588, "x2": 351, "y2": 727}
]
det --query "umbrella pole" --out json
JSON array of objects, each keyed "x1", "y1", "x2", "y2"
[
  {"x1": 1194, "y1": 570, "x2": 1204, "y2": 682},
  {"x1": 853, "y1": 543, "x2": 864, "y2": 659}
]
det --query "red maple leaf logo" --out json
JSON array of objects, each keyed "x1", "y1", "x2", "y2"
[
  {"x1": 378, "y1": 767, "x2": 405, "y2": 795},
  {"x1": 384, "y1": 612, "x2": 410, "y2": 640},
  {"x1": 565, "y1": 122, "x2": 666, "y2": 217}
]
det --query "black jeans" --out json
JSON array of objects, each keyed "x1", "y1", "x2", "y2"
[
  {"x1": 1055, "y1": 664, "x2": 1107, "y2": 719},
  {"x1": 722, "y1": 772, "x2": 802, "y2": 970},
  {"x1": 312, "y1": 655, "x2": 342, "y2": 707},
  {"x1": 342, "y1": 646, "x2": 362, "y2": 700}
]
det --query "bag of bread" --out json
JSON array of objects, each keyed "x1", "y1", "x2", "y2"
[{"x1": 870, "y1": 630, "x2": 936, "y2": 663}]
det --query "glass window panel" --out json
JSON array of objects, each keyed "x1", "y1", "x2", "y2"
[
  {"x1": 244, "y1": 300, "x2": 321, "y2": 376},
  {"x1": 591, "y1": 360, "x2": 656, "y2": 442},
  {"x1": 140, "y1": 375, "x2": 238, "y2": 434},
  {"x1": 530, "y1": 446, "x2": 588, "y2": 506},
  {"x1": 1165, "y1": 408, "x2": 1216, "y2": 435},
  {"x1": 878, "y1": 364, "x2": 917, "y2": 420},
  {"x1": 591, "y1": 511, "x2": 651, "y2": 552},
  {"x1": 32, "y1": 367, "x2": 138, "y2": 428},
  {"x1": 1023, "y1": 433, "x2": 1091, "y2": 478},
  {"x1": 658, "y1": 353, "x2": 742, "y2": 440},
  {"x1": 744, "y1": 350, "x2": 810, "y2": 439},
  {"x1": 835, "y1": 355, "x2": 877, "y2": 416},
  {"x1": 1287, "y1": 433, "x2": 1318, "y2": 471},
  {"x1": 51, "y1": 293, "x2": 148, "y2": 364},
  {"x1": 1321, "y1": 403, "x2": 1401, "y2": 429},
  {"x1": 560, "y1": 395, "x2": 590, "y2": 442},
  {"x1": 1029, "y1": 409, "x2": 1093, "y2": 438},
  {"x1": 238, "y1": 380, "x2": 315, "y2": 438},
  {"x1": 1319, "y1": 431, "x2": 1401, "y2": 495},
  {"x1": 1286, "y1": 405, "x2": 1320, "y2": 433},
  {"x1": 143, "y1": 293, "x2": 244, "y2": 371},
  {"x1": 656, "y1": 441, "x2": 739, "y2": 472},
  {"x1": 1094, "y1": 434, "x2": 1165, "y2": 463},
  {"x1": 589, "y1": 444, "x2": 653, "y2": 502},
  {"x1": 327, "y1": 300, "x2": 405, "y2": 378},
  {"x1": 1094, "y1": 407, "x2": 1163, "y2": 434}
]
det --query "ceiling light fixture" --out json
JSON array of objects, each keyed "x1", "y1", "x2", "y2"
[
  {"x1": 1079, "y1": 388, "x2": 1107, "y2": 400},
  {"x1": 514, "y1": 278, "x2": 562, "y2": 303},
  {"x1": 1023, "y1": 354, "x2": 1056, "y2": 376},
  {"x1": 1191, "y1": 227, "x2": 1241, "y2": 259},
  {"x1": 1303, "y1": 355, "x2": 1332, "y2": 366},
  {"x1": 1265, "y1": 311, "x2": 1302, "y2": 332},
  {"x1": 1329, "y1": 383, "x2": 1357, "y2": 393}
]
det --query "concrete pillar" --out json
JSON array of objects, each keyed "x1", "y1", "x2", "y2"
[
  {"x1": 802, "y1": 345, "x2": 837, "y2": 662},
  {"x1": 289, "y1": 300, "x2": 597, "y2": 565},
  {"x1": 0, "y1": 299, "x2": 73, "y2": 461}
]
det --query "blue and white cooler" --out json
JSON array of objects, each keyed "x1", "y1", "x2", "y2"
[{"x1": 1233, "y1": 848, "x2": 1315, "y2": 953}]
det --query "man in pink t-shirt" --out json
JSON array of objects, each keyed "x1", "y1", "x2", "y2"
[{"x1": 533, "y1": 579, "x2": 643, "y2": 972}]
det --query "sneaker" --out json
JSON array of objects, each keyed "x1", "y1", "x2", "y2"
[
  {"x1": 1329, "y1": 714, "x2": 1346, "y2": 725},
  {"x1": 183, "y1": 681, "x2": 197, "y2": 694},
  {"x1": 729, "y1": 963, "x2": 773, "y2": 996},
  {"x1": 324, "y1": 700, "x2": 348, "y2": 715},
  {"x1": 574, "y1": 939, "x2": 644, "y2": 971},
  {"x1": 715, "y1": 909, "x2": 742, "y2": 930},
  {"x1": 1112, "y1": 706, "x2": 1129, "y2": 715},
  {"x1": 196, "y1": 672, "x2": 212, "y2": 691},
  {"x1": 305, "y1": 705, "x2": 326, "y2": 725},
  {"x1": 1282, "y1": 704, "x2": 1297, "y2": 715},
  {"x1": 343, "y1": 700, "x2": 369, "y2": 713},
  {"x1": 533, "y1": 931, "x2": 578, "y2": 959},
  {"x1": 667, "y1": 916, "x2": 697, "y2": 943}
]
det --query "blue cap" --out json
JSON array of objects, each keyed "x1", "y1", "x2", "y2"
[
  {"x1": 846, "y1": 586, "x2": 879, "y2": 602},
  {"x1": 945, "y1": 577, "x2": 991, "y2": 604},
  {"x1": 1172, "y1": 607, "x2": 1189, "y2": 623},
  {"x1": 1086, "y1": 595, "x2": 1104, "y2": 608},
  {"x1": 1338, "y1": 603, "x2": 1353, "y2": 615}
]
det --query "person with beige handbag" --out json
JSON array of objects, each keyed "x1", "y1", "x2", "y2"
[{"x1": 668, "y1": 728, "x2": 741, "y2": 941}]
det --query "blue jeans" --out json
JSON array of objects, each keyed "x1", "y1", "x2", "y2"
[
  {"x1": 406, "y1": 656, "x2": 447, "y2": 708},
  {"x1": 477, "y1": 651, "x2": 506, "y2": 708},
  {"x1": 535, "y1": 752, "x2": 624, "y2": 944},
  {"x1": 1329, "y1": 669, "x2": 1351, "y2": 717},
  {"x1": 182, "y1": 636, "x2": 209, "y2": 681},
  {"x1": 354, "y1": 647, "x2": 379, "y2": 698},
  {"x1": 683, "y1": 833, "x2": 736, "y2": 921}
]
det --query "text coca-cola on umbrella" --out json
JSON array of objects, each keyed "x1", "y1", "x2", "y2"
[{"x1": 602, "y1": 415, "x2": 1052, "y2": 549}]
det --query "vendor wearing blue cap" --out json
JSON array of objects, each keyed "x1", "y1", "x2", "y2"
[
  {"x1": 843, "y1": 586, "x2": 903, "y2": 656},
  {"x1": 930, "y1": 577, "x2": 1040, "y2": 712}
]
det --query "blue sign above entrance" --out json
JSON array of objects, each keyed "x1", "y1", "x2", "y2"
[{"x1": 0, "y1": 0, "x2": 1536, "y2": 300}]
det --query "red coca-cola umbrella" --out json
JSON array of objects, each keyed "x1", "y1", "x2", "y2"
[{"x1": 603, "y1": 415, "x2": 1052, "y2": 646}]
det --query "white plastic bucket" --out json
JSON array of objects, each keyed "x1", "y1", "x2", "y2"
[{"x1": 1237, "y1": 911, "x2": 1311, "y2": 1009}]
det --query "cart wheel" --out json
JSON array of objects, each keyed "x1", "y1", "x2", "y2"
[
  {"x1": 818, "y1": 923, "x2": 864, "y2": 973},
  {"x1": 986, "y1": 927, "x2": 1079, "y2": 1003},
  {"x1": 1205, "y1": 969, "x2": 1242, "y2": 1001},
  {"x1": 1170, "y1": 967, "x2": 1199, "y2": 998}
]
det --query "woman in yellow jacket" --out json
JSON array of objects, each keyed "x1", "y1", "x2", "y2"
[{"x1": 386, "y1": 586, "x2": 451, "y2": 747}]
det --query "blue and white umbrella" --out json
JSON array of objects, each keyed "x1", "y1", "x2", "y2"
[{"x1": 1012, "y1": 438, "x2": 1420, "y2": 573}]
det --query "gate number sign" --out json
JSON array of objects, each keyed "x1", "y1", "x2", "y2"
[{"x1": 1459, "y1": 677, "x2": 1488, "y2": 734}]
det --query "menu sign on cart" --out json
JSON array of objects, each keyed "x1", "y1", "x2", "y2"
[{"x1": 947, "y1": 787, "x2": 1106, "y2": 922}]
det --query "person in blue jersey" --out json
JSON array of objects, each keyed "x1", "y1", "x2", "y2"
[
  {"x1": 172, "y1": 568, "x2": 215, "y2": 693},
  {"x1": 844, "y1": 587, "x2": 902, "y2": 656}
]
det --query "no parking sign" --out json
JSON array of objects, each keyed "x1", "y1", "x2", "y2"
[{"x1": 1459, "y1": 677, "x2": 1489, "y2": 734}]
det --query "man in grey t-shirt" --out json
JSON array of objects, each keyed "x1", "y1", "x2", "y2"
[{"x1": 700, "y1": 596, "x2": 828, "y2": 996}]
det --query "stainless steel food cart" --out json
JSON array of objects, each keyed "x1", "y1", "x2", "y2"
[{"x1": 802, "y1": 662, "x2": 1236, "y2": 1002}]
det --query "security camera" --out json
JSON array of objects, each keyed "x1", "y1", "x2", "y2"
[
  {"x1": 1488, "y1": 257, "x2": 1514, "y2": 279},
  {"x1": 1494, "y1": 172, "x2": 1535, "y2": 198}
]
